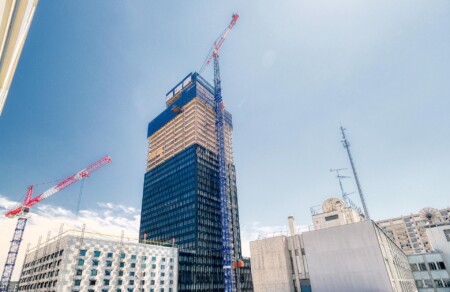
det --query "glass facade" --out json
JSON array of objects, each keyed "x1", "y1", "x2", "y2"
[{"x1": 140, "y1": 144, "x2": 251, "y2": 291}]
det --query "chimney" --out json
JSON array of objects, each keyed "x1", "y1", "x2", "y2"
[{"x1": 288, "y1": 216, "x2": 296, "y2": 236}]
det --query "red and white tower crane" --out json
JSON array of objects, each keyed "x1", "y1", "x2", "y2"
[{"x1": 0, "y1": 156, "x2": 112, "y2": 292}]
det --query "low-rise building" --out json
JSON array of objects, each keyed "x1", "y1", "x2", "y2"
[
  {"x1": 408, "y1": 252, "x2": 450, "y2": 291},
  {"x1": 303, "y1": 220, "x2": 416, "y2": 292},
  {"x1": 250, "y1": 198, "x2": 417, "y2": 292},
  {"x1": 250, "y1": 217, "x2": 310, "y2": 292},
  {"x1": 17, "y1": 230, "x2": 178, "y2": 292},
  {"x1": 426, "y1": 222, "x2": 450, "y2": 266}
]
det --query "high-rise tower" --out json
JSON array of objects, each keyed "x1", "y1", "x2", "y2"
[{"x1": 140, "y1": 73, "x2": 252, "y2": 292}]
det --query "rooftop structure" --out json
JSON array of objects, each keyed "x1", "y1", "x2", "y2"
[
  {"x1": 311, "y1": 197, "x2": 364, "y2": 230},
  {"x1": 17, "y1": 229, "x2": 178, "y2": 292},
  {"x1": 377, "y1": 207, "x2": 450, "y2": 255},
  {"x1": 0, "y1": 0, "x2": 38, "y2": 116}
]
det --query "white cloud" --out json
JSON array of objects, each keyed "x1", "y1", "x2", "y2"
[{"x1": 0, "y1": 196, "x2": 139, "y2": 281}]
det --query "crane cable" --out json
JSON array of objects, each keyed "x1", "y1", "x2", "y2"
[{"x1": 75, "y1": 179, "x2": 86, "y2": 216}]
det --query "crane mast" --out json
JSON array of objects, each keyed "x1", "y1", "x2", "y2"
[
  {"x1": 200, "y1": 13, "x2": 239, "y2": 292},
  {"x1": 340, "y1": 126, "x2": 370, "y2": 219},
  {"x1": 0, "y1": 156, "x2": 112, "y2": 292}
]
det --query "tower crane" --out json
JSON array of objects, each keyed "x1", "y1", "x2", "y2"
[
  {"x1": 199, "y1": 13, "x2": 239, "y2": 292},
  {"x1": 0, "y1": 156, "x2": 112, "y2": 292}
]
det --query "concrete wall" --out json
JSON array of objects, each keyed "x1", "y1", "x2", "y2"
[
  {"x1": 302, "y1": 220, "x2": 395, "y2": 292},
  {"x1": 250, "y1": 236, "x2": 294, "y2": 292},
  {"x1": 427, "y1": 225, "x2": 450, "y2": 268}
]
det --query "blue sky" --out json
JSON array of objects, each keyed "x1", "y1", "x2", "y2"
[{"x1": 1, "y1": 0, "x2": 450, "y2": 241}]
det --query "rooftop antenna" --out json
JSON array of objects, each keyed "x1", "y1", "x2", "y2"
[
  {"x1": 340, "y1": 126, "x2": 370, "y2": 219},
  {"x1": 330, "y1": 168, "x2": 350, "y2": 205}
]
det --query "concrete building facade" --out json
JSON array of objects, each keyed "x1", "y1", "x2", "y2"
[
  {"x1": 303, "y1": 220, "x2": 416, "y2": 292},
  {"x1": 17, "y1": 231, "x2": 178, "y2": 292},
  {"x1": 408, "y1": 252, "x2": 450, "y2": 291},
  {"x1": 377, "y1": 207, "x2": 450, "y2": 255},
  {"x1": 427, "y1": 223, "x2": 450, "y2": 266},
  {"x1": 250, "y1": 213, "x2": 416, "y2": 292},
  {"x1": 0, "y1": 0, "x2": 38, "y2": 115},
  {"x1": 311, "y1": 197, "x2": 364, "y2": 230}
]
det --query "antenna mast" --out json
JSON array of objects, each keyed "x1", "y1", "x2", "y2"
[
  {"x1": 340, "y1": 126, "x2": 370, "y2": 219},
  {"x1": 330, "y1": 168, "x2": 350, "y2": 205}
]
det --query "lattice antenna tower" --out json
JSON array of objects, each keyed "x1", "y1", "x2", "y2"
[{"x1": 340, "y1": 126, "x2": 370, "y2": 219}]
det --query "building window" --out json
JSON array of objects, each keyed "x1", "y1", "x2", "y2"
[
  {"x1": 437, "y1": 261, "x2": 446, "y2": 270},
  {"x1": 79, "y1": 250, "x2": 87, "y2": 256},
  {"x1": 325, "y1": 215, "x2": 339, "y2": 221},
  {"x1": 106, "y1": 261, "x2": 112, "y2": 267},
  {"x1": 142, "y1": 256, "x2": 147, "y2": 261},
  {"x1": 130, "y1": 272, "x2": 135, "y2": 277},
  {"x1": 120, "y1": 262, "x2": 125, "y2": 268},
  {"x1": 151, "y1": 264, "x2": 156, "y2": 269},
  {"x1": 429, "y1": 262, "x2": 438, "y2": 270},
  {"x1": 93, "y1": 260, "x2": 99, "y2": 266},
  {"x1": 129, "y1": 280, "x2": 134, "y2": 285},
  {"x1": 105, "y1": 270, "x2": 111, "y2": 276},
  {"x1": 418, "y1": 263, "x2": 427, "y2": 271},
  {"x1": 131, "y1": 263, "x2": 136, "y2": 268},
  {"x1": 131, "y1": 255, "x2": 137, "y2": 260},
  {"x1": 435, "y1": 279, "x2": 444, "y2": 288},
  {"x1": 74, "y1": 280, "x2": 81, "y2": 286},
  {"x1": 151, "y1": 256, "x2": 156, "y2": 261},
  {"x1": 443, "y1": 279, "x2": 450, "y2": 287},
  {"x1": 76, "y1": 269, "x2": 83, "y2": 276},
  {"x1": 104, "y1": 279, "x2": 110, "y2": 286},
  {"x1": 94, "y1": 251, "x2": 101, "y2": 257},
  {"x1": 117, "y1": 279, "x2": 123, "y2": 285},
  {"x1": 78, "y1": 259, "x2": 84, "y2": 266},
  {"x1": 89, "y1": 280, "x2": 96, "y2": 286},
  {"x1": 119, "y1": 270, "x2": 124, "y2": 276},
  {"x1": 107, "y1": 252, "x2": 113, "y2": 258},
  {"x1": 91, "y1": 269, "x2": 97, "y2": 276},
  {"x1": 444, "y1": 229, "x2": 450, "y2": 241},
  {"x1": 120, "y1": 253, "x2": 125, "y2": 259}
]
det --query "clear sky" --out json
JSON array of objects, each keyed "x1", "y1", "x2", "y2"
[{"x1": 1, "y1": 0, "x2": 450, "y2": 262}]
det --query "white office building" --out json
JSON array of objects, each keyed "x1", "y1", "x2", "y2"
[
  {"x1": 408, "y1": 252, "x2": 450, "y2": 291},
  {"x1": 17, "y1": 231, "x2": 178, "y2": 292}
]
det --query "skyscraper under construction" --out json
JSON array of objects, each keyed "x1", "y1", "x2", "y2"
[{"x1": 139, "y1": 73, "x2": 252, "y2": 292}]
